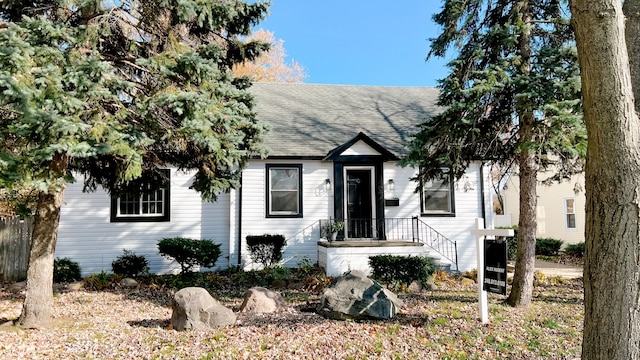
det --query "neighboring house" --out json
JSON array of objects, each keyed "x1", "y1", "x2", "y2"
[
  {"x1": 498, "y1": 171, "x2": 585, "y2": 245},
  {"x1": 55, "y1": 83, "x2": 495, "y2": 276}
]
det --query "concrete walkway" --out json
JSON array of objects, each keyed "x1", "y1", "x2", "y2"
[{"x1": 534, "y1": 259, "x2": 583, "y2": 279}]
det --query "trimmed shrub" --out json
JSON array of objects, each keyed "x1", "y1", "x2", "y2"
[
  {"x1": 368, "y1": 255, "x2": 436, "y2": 285},
  {"x1": 246, "y1": 234, "x2": 287, "y2": 268},
  {"x1": 53, "y1": 257, "x2": 82, "y2": 283},
  {"x1": 536, "y1": 238, "x2": 564, "y2": 256},
  {"x1": 157, "y1": 237, "x2": 221, "y2": 274},
  {"x1": 565, "y1": 242, "x2": 585, "y2": 257},
  {"x1": 112, "y1": 249, "x2": 149, "y2": 277}
]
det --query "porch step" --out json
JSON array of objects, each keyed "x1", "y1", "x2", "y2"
[{"x1": 422, "y1": 249, "x2": 456, "y2": 272}]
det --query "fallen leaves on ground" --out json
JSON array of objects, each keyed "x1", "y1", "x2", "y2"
[{"x1": 0, "y1": 277, "x2": 583, "y2": 359}]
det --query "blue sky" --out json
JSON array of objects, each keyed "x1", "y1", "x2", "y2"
[{"x1": 255, "y1": 1, "x2": 451, "y2": 87}]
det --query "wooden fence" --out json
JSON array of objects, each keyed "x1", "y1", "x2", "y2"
[{"x1": 0, "y1": 216, "x2": 33, "y2": 282}]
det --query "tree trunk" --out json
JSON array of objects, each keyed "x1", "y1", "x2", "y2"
[
  {"x1": 16, "y1": 153, "x2": 68, "y2": 329},
  {"x1": 506, "y1": 0, "x2": 537, "y2": 307},
  {"x1": 506, "y1": 144, "x2": 537, "y2": 306},
  {"x1": 625, "y1": 0, "x2": 640, "y2": 99},
  {"x1": 571, "y1": 0, "x2": 640, "y2": 358}
]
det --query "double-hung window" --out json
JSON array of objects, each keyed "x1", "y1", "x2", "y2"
[
  {"x1": 564, "y1": 197, "x2": 576, "y2": 229},
  {"x1": 266, "y1": 164, "x2": 302, "y2": 217},
  {"x1": 421, "y1": 169, "x2": 455, "y2": 216},
  {"x1": 111, "y1": 170, "x2": 170, "y2": 222}
]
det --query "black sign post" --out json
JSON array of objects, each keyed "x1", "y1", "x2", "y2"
[{"x1": 483, "y1": 238, "x2": 508, "y2": 295}]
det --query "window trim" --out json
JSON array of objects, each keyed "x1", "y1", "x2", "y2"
[
  {"x1": 420, "y1": 169, "x2": 456, "y2": 217},
  {"x1": 110, "y1": 170, "x2": 171, "y2": 222},
  {"x1": 564, "y1": 196, "x2": 576, "y2": 230},
  {"x1": 265, "y1": 164, "x2": 303, "y2": 218}
]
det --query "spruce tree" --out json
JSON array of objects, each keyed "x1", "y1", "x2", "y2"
[
  {"x1": 404, "y1": 0, "x2": 586, "y2": 306},
  {"x1": 0, "y1": 0, "x2": 270, "y2": 327}
]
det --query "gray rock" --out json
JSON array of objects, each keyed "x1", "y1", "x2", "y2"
[
  {"x1": 67, "y1": 281, "x2": 85, "y2": 291},
  {"x1": 171, "y1": 287, "x2": 236, "y2": 331},
  {"x1": 409, "y1": 280, "x2": 424, "y2": 293},
  {"x1": 318, "y1": 270, "x2": 403, "y2": 320},
  {"x1": 7, "y1": 281, "x2": 26, "y2": 293},
  {"x1": 287, "y1": 281, "x2": 305, "y2": 290},
  {"x1": 239, "y1": 287, "x2": 289, "y2": 313},
  {"x1": 119, "y1": 278, "x2": 138, "y2": 288}
]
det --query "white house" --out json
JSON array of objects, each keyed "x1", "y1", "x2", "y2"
[{"x1": 55, "y1": 83, "x2": 494, "y2": 276}]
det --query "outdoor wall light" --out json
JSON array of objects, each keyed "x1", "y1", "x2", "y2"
[
  {"x1": 388, "y1": 179, "x2": 395, "y2": 192},
  {"x1": 325, "y1": 178, "x2": 332, "y2": 191}
]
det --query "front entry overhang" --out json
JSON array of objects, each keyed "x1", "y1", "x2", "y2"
[{"x1": 324, "y1": 132, "x2": 398, "y2": 240}]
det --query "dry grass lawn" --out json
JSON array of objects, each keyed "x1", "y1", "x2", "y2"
[{"x1": 0, "y1": 271, "x2": 583, "y2": 359}]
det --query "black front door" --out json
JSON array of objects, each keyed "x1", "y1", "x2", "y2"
[{"x1": 346, "y1": 169, "x2": 373, "y2": 238}]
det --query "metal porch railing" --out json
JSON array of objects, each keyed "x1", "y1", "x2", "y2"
[{"x1": 320, "y1": 217, "x2": 458, "y2": 271}]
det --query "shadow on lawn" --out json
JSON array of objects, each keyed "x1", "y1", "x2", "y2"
[
  {"x1": 128, "y1": 318, "x2": 170, "y2": 329},
  {"x1": 425, "y1": 293, "x2": 477, "y2": 303}
]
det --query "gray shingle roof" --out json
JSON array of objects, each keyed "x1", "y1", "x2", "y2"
[{"x1": 250, "y1": 83, "x2": 440, "y2": 159}]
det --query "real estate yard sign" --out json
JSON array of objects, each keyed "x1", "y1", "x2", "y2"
[
  {"x1": 483, "y1": 238, "x2": 507, "y2": 295},
  {"x1": 472, "y1": 219, "x2": 514, "y2": 324}
]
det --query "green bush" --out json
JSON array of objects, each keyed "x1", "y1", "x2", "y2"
[
  {"x1": 246, "y1": 234, "x2": 287, "y2": 268},
  {"x1": 368, "y1": 255, "x2": 436, "y2": 285},
  {"x1": 565, "y1": 242, "x2": 585, "y2": 257},
  {"x1": 536, "y1": 238, "x2": 564, "y2": 256},
  {"x1": 111, "y1": 249, "x2": 149, "y2": 277},
  {"x1": 53, "y1": 257, "x2": 82, "y2": 283},
  {"x1": 157, "y1": 237, "x2": 221, "y2": 274}
]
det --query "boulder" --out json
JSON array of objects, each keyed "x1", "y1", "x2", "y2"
[
  {"x1": 7, "y1": 281, "x2": 26, "y2": 293},
  {"x1": 119, "y1": 278, "x2": 138, "y2": 288},
  {"x1": 67, "y1": 281, "x2": 85, "y2": 291},
  {"x1": 409, "y1": 280, "x2": 425, "y2": 293},
  {"x1": 171, "y1": 287, "x2": 236, "y2": 331},
  {"x1": 318, "y1": 270, "x2": 403, "y2": 320},
  {"x1": 239, "y1": 287, "x2": 289, "y2": 313}
]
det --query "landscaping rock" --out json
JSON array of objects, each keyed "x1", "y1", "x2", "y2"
[
  {"x1": 7, "y1": 281, "x2": 26, "y2": 293},
  {"x1": 120, "y1": 278, "x2": 138, "y2": 288},
  {"x1": 67, "y1": 281, "x2": 85, "y2": 291},
  {"x1": 171, "y1": 287, "x2": 235, "y2": 331},
  {"x1": 409, "y1": 280, "x2": 424, "y2": 293},
  {"x1": 287, "y1": 281, "x2": 305, "y2": 290},
  {"x1": 317, "y1": 270, "x2": 403, "y2": 320},
  {"x1": 239, "y1": 287, "x2": 289, "y2": 313}
]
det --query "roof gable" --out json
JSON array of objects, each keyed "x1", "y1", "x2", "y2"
[
  {"x1": 324, "y1": 132, "x2": 398, "y2": 161},
  {"x1": 341, "y1": 140, "x2": 380, "y2": 156}
]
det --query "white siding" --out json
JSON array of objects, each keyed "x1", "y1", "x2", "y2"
[
  {"x1": 239, "y1": 160, "x2": 333, "y2": 268},
  {"x1": 57, "y1": 169, "x2": 230, "y2": 276},
  {"x1": 238, "y1": 160, "x2": 489, "y2": 272},
  {"x1": 383, "y1": 162, "x2": 490, "y2": 272},
  {"x1": 57, "y1": 160, "x2": 491, "y2": 275},
  {"x1": 201, "y1": 194, "x2": 231, "y2": 269}
]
